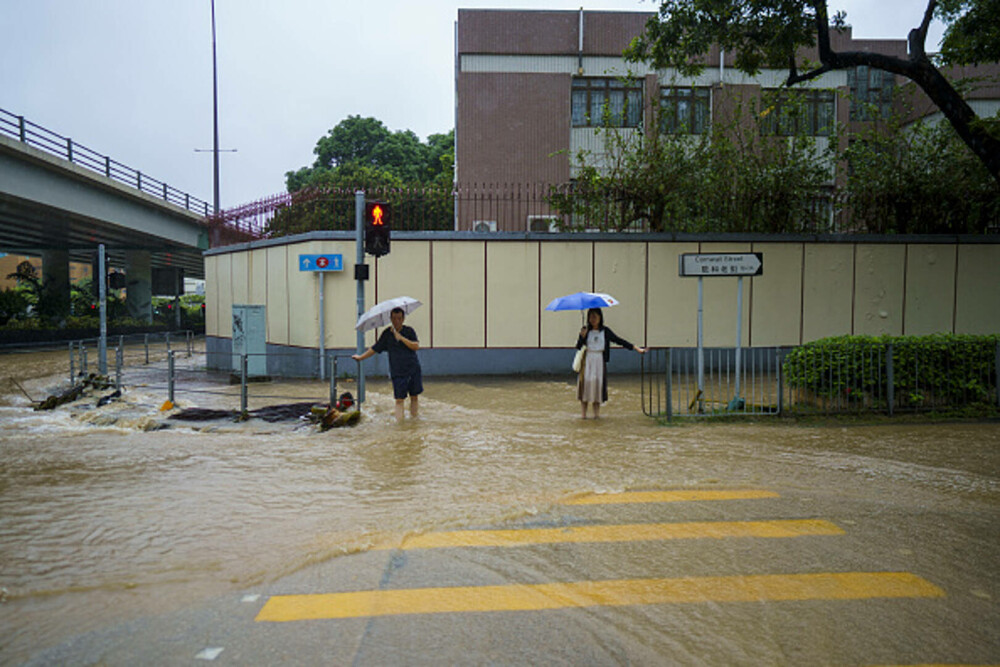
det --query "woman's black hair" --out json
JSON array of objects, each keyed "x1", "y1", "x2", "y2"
[{"x1": 586, "y1": 307, "x2": 604, "y2": 330}]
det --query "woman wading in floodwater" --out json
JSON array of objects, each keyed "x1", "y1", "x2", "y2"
[{"x1": 575, "y1": 307, "x2": 645, "y2": 419}]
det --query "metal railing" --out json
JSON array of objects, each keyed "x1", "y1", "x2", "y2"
[
  {"x1": 68, "y1": 330, "x2": 197, "y2": 389},
  {"x1": 64, "y1": 335, "x2": 360, "y2": 417},
  {"x1": 641, "y1": 347, "x2": 784, "y2": 419},
  {"x1": 1, "y1": 107, "x2": 211, "y2": 216},
  {"x1": 781, "y1": 338, "x2": 1000, "y2": 416},
  {"x1": 207, "y1": 182, "x2": 862, "y2": 244},
  {"x1": 642, "y1": 341, "x2": 1000, "y2": 419}
]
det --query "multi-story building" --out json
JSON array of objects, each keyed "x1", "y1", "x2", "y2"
[{"x1": 454, "y1": 8, "x2": 997, "y2": 232}]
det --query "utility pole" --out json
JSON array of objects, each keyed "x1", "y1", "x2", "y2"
[
  {"x1": 196, "y1": 0, "x2": 235, "y2": 212},
  {"x1": 211, "y1": 0, "x2": 219, "y2": 214}
]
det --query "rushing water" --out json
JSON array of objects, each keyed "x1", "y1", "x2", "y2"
[{"x1": 1, "y1": 344, "x2": 998, "y2": 663}]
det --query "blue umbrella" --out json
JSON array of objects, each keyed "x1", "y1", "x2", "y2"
[{"x1": 544, "y1": 291, "x2": 619, "y2": 311}]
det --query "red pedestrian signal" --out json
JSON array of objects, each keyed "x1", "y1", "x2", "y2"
[{"x1": 364, "y1": 201, "x2": 391, "y2": 257}]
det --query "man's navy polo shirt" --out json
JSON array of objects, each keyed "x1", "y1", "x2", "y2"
[{"x1": 372, "y1": 325, "x2": 421, "y2": 377}]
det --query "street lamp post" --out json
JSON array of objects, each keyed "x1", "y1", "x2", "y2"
[{"x1": 211, "y1": 0, "x2": 220, "y2": 215}]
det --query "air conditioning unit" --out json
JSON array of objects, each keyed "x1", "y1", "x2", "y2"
[
  {"x1": 472, "y1": 220, "x2": 497, "y2": 232},
  {"x1": 527, "y1": 215, "x2": 560, "y2": 233}
]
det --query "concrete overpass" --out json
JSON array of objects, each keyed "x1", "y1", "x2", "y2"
[{"x1": 0, "y1": 109, "x2": 211, "y2": 321}]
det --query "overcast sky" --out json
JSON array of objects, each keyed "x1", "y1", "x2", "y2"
[{"x1": 1, "y1": 1, "x2": 944, "y2": 210}]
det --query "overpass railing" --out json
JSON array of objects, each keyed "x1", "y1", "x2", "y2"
[{"x1": 1, "y1": 107, "x2": 211, "y2": 216}]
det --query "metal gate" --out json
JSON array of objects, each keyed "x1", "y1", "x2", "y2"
[{"x1": 641, "y1": 347, "x2": 784, "y2": 419}]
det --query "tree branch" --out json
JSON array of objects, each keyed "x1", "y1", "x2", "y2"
[
  {"x1": 813, "y1": 1, "x2": 832, "y2": 61},
  {"x1": 787, "y1": 46, "x2": 919, "y2": 86},
  {"x1": 908, "y1": 0, "x2": 938, "y2": 60}
]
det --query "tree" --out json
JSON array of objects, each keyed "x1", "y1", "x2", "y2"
[
  {"x1": 548, "y1": 91, "x2": 836, "y2": 233},
  {"x1": 625, "y1": 0, "x2": 1000, "y2": 186},
  {"x1": 287, "y1": 116, "x2": 454, "y2": 191},
  {"x1": 938, "y1": 0, "x2": 1000, "y2": 65},
  {"x1": 842, "y1": 102, "x2": 999, "y2": 233}
]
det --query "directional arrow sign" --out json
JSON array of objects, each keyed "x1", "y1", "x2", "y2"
[
  {"x1": 299, "y1": 254, "x2": 343, "y2": 272},
  {"x1": 679, "y1": 252, "x2": 763, "y2": 277}
]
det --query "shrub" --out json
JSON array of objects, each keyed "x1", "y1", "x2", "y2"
[{"x1": 784, "y1": 333, "x2": 999, "y2": 409}]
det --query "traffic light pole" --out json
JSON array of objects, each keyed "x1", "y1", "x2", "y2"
[
  {"x1": 98, "y1": 243, "x2": 107, "y2": 376},
  {"x1": 355, "y1": 190, "x2": 366, "y2": 404}
]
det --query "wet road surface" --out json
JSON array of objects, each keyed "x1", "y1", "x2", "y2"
[{"x1": 0, "y1": 346, "x2": 997, "y2": 664}]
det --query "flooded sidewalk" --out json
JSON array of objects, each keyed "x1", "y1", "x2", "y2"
[{"x1": 1, "y1": 348, "x2": 998, "y2": 664}]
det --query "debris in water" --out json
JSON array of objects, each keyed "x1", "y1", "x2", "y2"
[
  {"x1": 319, "y1": 406, "x2": 361, "y2": 430},
  {"x1": 168, "y1": 400, "x2": 361, "y2": 429},
  {"x1": 169, "y1": 407, "x2": 239, "y2": 422},
  {"x1": 97, "y1": 389, "x2": 122, "y2": 407},
  {"x1": 251, "y1": 402, "x2": 316, "y2": 422},
  {"x1": 35, "y1": 374, "x2": 113, "y2": 411}
]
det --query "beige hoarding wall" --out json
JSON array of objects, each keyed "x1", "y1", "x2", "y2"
[
  {"x1": 904, "y1": 244, "x2": 957, "y2": 336},
  {"x1": 432, "y1": 241, "x2": 486, "y2": 348},
  {"x1": 371, "y1": 242, "x2": 430, "y2": 349},
  {"x1": 539, "y1": 242, "x2": 593, "y2": 348},
  {"x1": 647, "y1": 242, "x2": 699, "y2": 347},
  {"x1": 206, "y1": 237, "x2": 1000, "y2": 356},
  {"x1": 956, "y1": 244, "x2": 1000, "y2": 334},
  {"x1": 801, "y1": 244, "x2": 854, "y2": 342},
  {"x1": 487, "y1": 242, "x2": 540, "y2": 348},
  {"x1": 854, "y1": 244, "x2": 906, "y2": 337},
  {"x1": 698, "y1": 242, "x2": 753, "y2": 348},
  {"x1": 265, "y1": 245, "x2": 289, "y2": 345},
  {"x1": 749, "y1": 243, "x2": 803, "y2": 347},
  {"x1": 594, "y1": 242, "x2": 647, "y2": 348}
]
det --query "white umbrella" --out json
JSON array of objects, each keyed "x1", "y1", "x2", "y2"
[{"x1": 355, "y1": 296, "x2": 422, "y2": 332}]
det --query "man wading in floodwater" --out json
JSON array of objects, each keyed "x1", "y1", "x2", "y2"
[{"x1": 353, "y1": 307, "x2": 422, "y2": 420}]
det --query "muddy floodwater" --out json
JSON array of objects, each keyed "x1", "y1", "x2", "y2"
[{"x1": 1, "y1": 345, "x2": 998, "y2": 664}]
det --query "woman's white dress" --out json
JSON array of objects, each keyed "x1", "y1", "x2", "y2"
[{"x1": 579, "y1": 329, "x2": 605, "y2": 404}]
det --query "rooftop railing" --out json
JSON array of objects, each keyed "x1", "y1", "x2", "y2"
[{"x1": 0, "y1": 107, "x2": 211, "y2": 217}]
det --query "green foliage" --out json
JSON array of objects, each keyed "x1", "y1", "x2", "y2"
[
  {"x1": 842, "y1": 109, "x2": 1000, "y2": 233},
  {"x1": 627, "y1": 0, "x2": 1000, "y2": 187},
  {"x1": 624, "y1": 0, "x2": 823, "y2": 76},
  {"x1": 152, "y1": 295, "x2": 205, "y2": 327},
  {"x1": 0, "y1": 288, "x2": 30, "y2": 325},
  {"x1": 784, "y1": 333, "x2": 999, "y2": 410},
  {"x1": 287, "y1": 116, "x2": 454, "y2": 192},
  {"x1": 548, "y1": 91, "x2": 836, "y2": 233},
  {"x1": 277, "y1": 117, "x2": 454, "y2": 236},
  {"x1": 937, "y1": 0, "x2": 1000, "y2": 66}
]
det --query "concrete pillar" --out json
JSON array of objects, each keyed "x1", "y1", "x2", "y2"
[
  {"x1": 40, "y1": 249, "x2": 70, "y2": 323},
  {"x1": 125, "y1": 250, "x2": 152, "y2": 323}
]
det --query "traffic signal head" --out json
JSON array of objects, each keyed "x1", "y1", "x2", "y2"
[{"x1": 364, "y1": 201, "x2": 391, "y2": 257}]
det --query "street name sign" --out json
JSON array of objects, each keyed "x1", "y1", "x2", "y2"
[
  {"x1": 679, "y1": 252, "x2": 763, "y2": 277},
  {"x1": 299, "y1": 254, "x2": 343, "y2": 272}
]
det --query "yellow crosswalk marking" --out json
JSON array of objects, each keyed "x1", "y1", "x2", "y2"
[
  {"x1": 562, "y1": 489, "x2": 780, "y2": 505},
  {"x1": 256, "y1": 572, "x2": 944, "y2": 622},
  {"x1": 384, "y1": 519, "x2": 843, "y2": 551}
]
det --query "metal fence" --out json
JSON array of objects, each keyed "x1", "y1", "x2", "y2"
[
  {"x1": 0, "y1": 107, "x2": 211, "y2": 216},
  {"x1": 642, "y1": 341, "x2": 1000, "y2": 419},
  {"x1": 64, "y1": 334, "x2": 360, "y2": 417},
  {"x1": 205, "y1": 182, "x2": 850, "y2": 244},
  {"x1": 55, "y1": 335, "x2": 1000, "y2": 420}
]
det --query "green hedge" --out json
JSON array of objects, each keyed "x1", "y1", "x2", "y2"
[
  {"x1": 783, "y1": 333, "x2": 999, "y2": 407},
  {"x1": 0, "y1": 321, "x2": 204, "y2": 346}
]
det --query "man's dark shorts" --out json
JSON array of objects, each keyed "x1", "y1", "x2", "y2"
[{"x1": 391, "y1": 369, "x2": 423, "y2": 400}]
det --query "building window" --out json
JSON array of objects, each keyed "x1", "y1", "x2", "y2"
[
  {"x1": 848, "y1": 65, "x2": 894, "y2": 121},
  {"x1": 572, "y1": 77, "x2": 643, "y2": 128},
  {"x1": 660, "y1": 87, "x2": 710, "y2": 134},
  {"x1": 761, "y1": 89, "x2": 835, "y2": 137}
]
